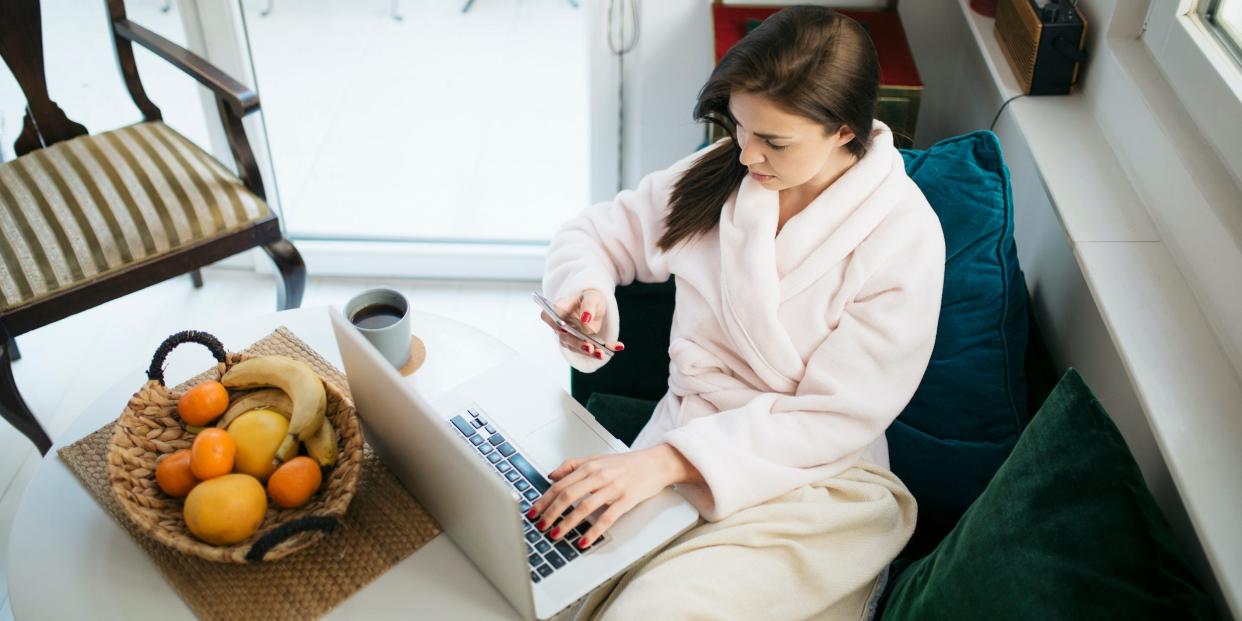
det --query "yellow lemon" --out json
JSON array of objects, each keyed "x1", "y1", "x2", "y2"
[
  {"x1": 183, "y1": 473, "x2": 267, "y2": 545},
  {"x1": 226, "y1": 409, "x2": 289, "y2": 480}
]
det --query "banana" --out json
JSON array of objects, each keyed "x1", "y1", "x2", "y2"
[
  {"x1": 275, "y1": 436, "x2": 300, "y2": 463},
  {"x1": 221, "y1": 356, "x2": 327, "y2": 463},
  {"x1": 303, "y1": 418, "x2": 339, "y2": 467},
  {"x1": 217, "y1": 388, "x2": 293, "y2": 429}
]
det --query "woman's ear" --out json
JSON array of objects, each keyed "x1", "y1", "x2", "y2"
[{"x1": 835, "y1": 125, "x2": 856, "y2": 148}]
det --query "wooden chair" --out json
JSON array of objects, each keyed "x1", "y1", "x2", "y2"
[{"x1": 0, "y1": 0, "x2": 307, "y2": 455}]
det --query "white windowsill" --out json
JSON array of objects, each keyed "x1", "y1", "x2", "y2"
[
  {"x1": 957, "y1": 0, "x2": 1242, "y2": 616},
  {"x1": 247, "y1": 239, "x2": 548, "y2": 281}
]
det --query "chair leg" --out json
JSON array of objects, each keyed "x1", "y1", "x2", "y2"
[
  {"x1": 190, "y1": 269, "x2": 204, "y2": 289},
  {"x1": 1, "y1": 340, "x2": 52, "y2": 455},
  {"x1": 7, "y1": 337, "x2": 18, "y2": 362},
  {"x1": 263, "y1": 238, "x2": 306, "y2": 311}
]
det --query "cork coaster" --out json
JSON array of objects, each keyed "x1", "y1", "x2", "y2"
[
  {"x1": 398, "y1": 334, "x2": 427, "y2": 376},
  {"x1": 58, "y1": 327, "x2": 443, "y2": 621}
]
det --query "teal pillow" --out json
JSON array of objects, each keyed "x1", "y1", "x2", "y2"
[
  {"x1": 890, "y1": 131, "x2": 1029, "y2": 558},
  {"x1": 878, "y1": 369, "x2": 1217, "y2": 620}
]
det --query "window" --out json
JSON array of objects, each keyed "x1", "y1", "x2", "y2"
[
  {"x1": 1139, "y1": 0, "x2": 1242, "y2": 196},
  {"x1": 1204, "y1": 0, "x2": 1242, "y2": 66}
]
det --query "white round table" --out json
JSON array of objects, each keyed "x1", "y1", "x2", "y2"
[{"x1": 8, "y1": 306, "x2": 534, "y2": 620}]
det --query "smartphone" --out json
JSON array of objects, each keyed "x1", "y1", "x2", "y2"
[{"x1": 532, "y1": 291, "x2": 618, "y2": 357}]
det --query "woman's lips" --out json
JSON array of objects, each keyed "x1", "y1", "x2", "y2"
[{"x1": 749, "y1": 171, "x2": 775, "y2": 182}]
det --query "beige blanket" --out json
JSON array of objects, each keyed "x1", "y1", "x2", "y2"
[{"x1": 569, "y1": 461, "x2": 916, "y2": 621}]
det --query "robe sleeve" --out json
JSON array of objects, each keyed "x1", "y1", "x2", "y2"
[
  {"x1": 662, "y1": 206, "x2": 946, "y2": 520},
  {"x1": 542, "y1": 144, "x2": 717, "y2": 373}
]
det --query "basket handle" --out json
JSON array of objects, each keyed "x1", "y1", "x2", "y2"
[
  {"x1": 146, "y1": 330, "x2": 229, "y2": 385},
  {"x1": 245, "y1": 516, "x2": 340, "y2": 562}
]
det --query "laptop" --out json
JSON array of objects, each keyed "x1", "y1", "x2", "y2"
[{"x1": 329, "y1": 306, "x2": 700, "y2": 620}]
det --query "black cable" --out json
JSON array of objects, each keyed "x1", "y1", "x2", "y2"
[{"x1": 990, "y1": 94, "x2": 1027, "y2": 132}]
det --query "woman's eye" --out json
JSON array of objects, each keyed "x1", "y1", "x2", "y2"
[{"x1": 766, "y1": 141, "x2": 787, "y2": 151}]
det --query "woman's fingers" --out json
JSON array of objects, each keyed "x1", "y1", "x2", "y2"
[
  {"x1": 528, "y1": 459, "x2": 587, "y2": 518},
  {"x1": 540, "y1": 311, "x2": 570, "y2": 336},
  {"x1": 546, "y1": 290, "x2": 617, "y2": 358},
  {"x1": 578, "y1": 289, "x2": 606, "y2": 334},
  {"x1": 548, "y1": 457, "x2": 587, "y2": 481},
  {"x1": 557, "y1": 332, "x2": 595, "y2": 355},
  {"x1": 548, "y1": 485, "x2": 619, "y2": 541},
  {"x1": 533, "y1": 465, "x2": 602, "y2": 531},
  {"x1": 579, "y1": 496, "x2": 636, "y2": 548},
  {"x1": 553, "y1": 295, "x2": 578, "y2": 324}
]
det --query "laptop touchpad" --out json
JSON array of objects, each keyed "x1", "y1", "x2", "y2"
[{"x1": 521, "y1": 415, "x2": 616, "y2": 474}]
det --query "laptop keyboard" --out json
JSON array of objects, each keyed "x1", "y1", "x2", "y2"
[{"x1": 449, "y1": 407, "x2": 604, "y2": 584}]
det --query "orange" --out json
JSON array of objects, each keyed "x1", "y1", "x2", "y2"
[
  {"x1": 155, "y1": 449, "x2": 199, "y2": 497},
  {"x1": 190, "y1": 428, "x2": 236, "y2": 480},
  {"x1": 266, "y1": 456, "x2": 323, "y2": 509},
  {"x1": 183, "y1": 473, "x2": 268, "y2": 545},
  {"x1": 178, "y1": 380, "x2": 230, "y2": 426}
]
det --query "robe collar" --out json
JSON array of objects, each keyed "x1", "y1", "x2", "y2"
[{"x1": 716, "y1": 121, "x2": 907, "y2": 391}]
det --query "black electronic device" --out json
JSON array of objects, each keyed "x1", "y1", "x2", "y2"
[{"x1": 995, "y1": 0, "x2": 1089, "y2": 95}]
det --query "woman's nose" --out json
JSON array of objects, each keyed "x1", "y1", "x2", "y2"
[{"x1": 738, "y1": 139, "x2": 762, "y2": 167}]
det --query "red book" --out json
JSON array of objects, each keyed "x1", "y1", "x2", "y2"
[{"x1": 710, "y1": 6, "x2": 922, "y2": 89}]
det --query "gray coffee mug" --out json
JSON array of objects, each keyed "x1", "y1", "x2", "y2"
[{"x1": 344, "y1": 287, "x2": 412, "y2": 368}]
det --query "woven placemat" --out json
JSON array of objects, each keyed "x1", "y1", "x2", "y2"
[{"x1": 57, "y1": 326, "x2": 443, "y2": 621}]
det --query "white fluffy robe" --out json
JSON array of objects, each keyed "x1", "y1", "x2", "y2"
[{"x1": 542, "y1": 121, "x2": 945, "y2": 521}]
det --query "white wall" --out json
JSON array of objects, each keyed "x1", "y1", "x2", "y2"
[
  {"x1": 587, "y1": 0, "x2": 889, "y2": 203},
  {"x1": 588, "y1": 0, "x2": 713, "y2": 202}
]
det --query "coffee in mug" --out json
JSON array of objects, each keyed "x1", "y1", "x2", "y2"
[
  {"x1": 344, "y1": 288, "x2": 412, "y2": 368},
  {"x1": 350, "y1": 303, "x2": 405, "y2": 330}
]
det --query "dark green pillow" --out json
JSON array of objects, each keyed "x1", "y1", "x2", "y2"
[
  {"x1": 890, "y1": 131, "x2": 1030, "y2": 558},
  {"x1": 879, "y1": 369, "x2": 1217, "y2": 620},
  {"x1": 571, "y1": 280, "x2": 677, "y2": 408},
  {"x1": 584, "y1": 392, "x2": 659, "y2": 447}
]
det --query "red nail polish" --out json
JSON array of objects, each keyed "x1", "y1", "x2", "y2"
[
  {"x1": 526, "y1": 508, "x2": 538, "y2": 519},
  {"x1": 581, "y1": 345, "x2": 590, "y2": 352},
  {"x1": 550, "y1": 527, "x2": 561, "y2": 539},
  {"x1": 581, "y1": 311, "x2": 591, "y2": 324},
  {"x1": 615, "y1": 344, "x2": 625, "y2": 351},
  {"x1": 594, "y1": 351, "x2": 603, "y2": 359},
  {"x1": 577, "y1": 537, "x2": 589, "y2": 549},
  {"x1": 536, "y1": 520, "x2": 546, "y2": 530}
]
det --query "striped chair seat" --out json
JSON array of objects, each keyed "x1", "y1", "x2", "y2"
[{"x1": 0, "y1": 121, "x2": 273, "y2": 314}]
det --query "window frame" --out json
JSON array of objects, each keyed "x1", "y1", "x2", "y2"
[
  {"x1": 1202, "y1": 0, "x2": 1242, "y2": 69},
  {"x1": 1142, "y1": 0, "x2": 1242, "y2": 189}
]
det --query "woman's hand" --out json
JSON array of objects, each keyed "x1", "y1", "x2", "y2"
[
  {"x1": 526, "y1": 444, "x2": 702, "y2": 550},
  {"x1": 539, "y1": 289, "x2": 624, "y2": 359}
]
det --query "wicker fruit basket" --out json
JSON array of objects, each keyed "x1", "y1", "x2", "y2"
[{"x1": 107, "y1": 330, "x2": 364, "y2": 563}]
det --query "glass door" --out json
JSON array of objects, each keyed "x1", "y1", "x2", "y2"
[{"x1": 234, "y1": 0, "x2": 590, "y2": 245}]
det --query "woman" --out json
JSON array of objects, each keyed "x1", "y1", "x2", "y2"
[{"x1": 534, "y1": 6, "x2": 944, "y2": 619}]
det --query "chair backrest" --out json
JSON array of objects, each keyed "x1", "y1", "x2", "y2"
[
  {"x1": 0, "y1": 0, "x2": 161, "y2": 158},
  {"x1": 0, "y1": 0, "x2": 90, "y2": 156}
]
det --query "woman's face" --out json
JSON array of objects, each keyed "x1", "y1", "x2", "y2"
[{"x1": 728, "y1": 90, "x2": 856, "y2": 192}]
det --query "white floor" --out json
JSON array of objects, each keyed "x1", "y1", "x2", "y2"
[{"x1": 0, "y1": 267, "x2": 571, "y2": 618}]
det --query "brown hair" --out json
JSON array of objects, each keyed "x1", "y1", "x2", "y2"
[{"x1": 657, "y1": 6, "x2": 880, "y2": 252}]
